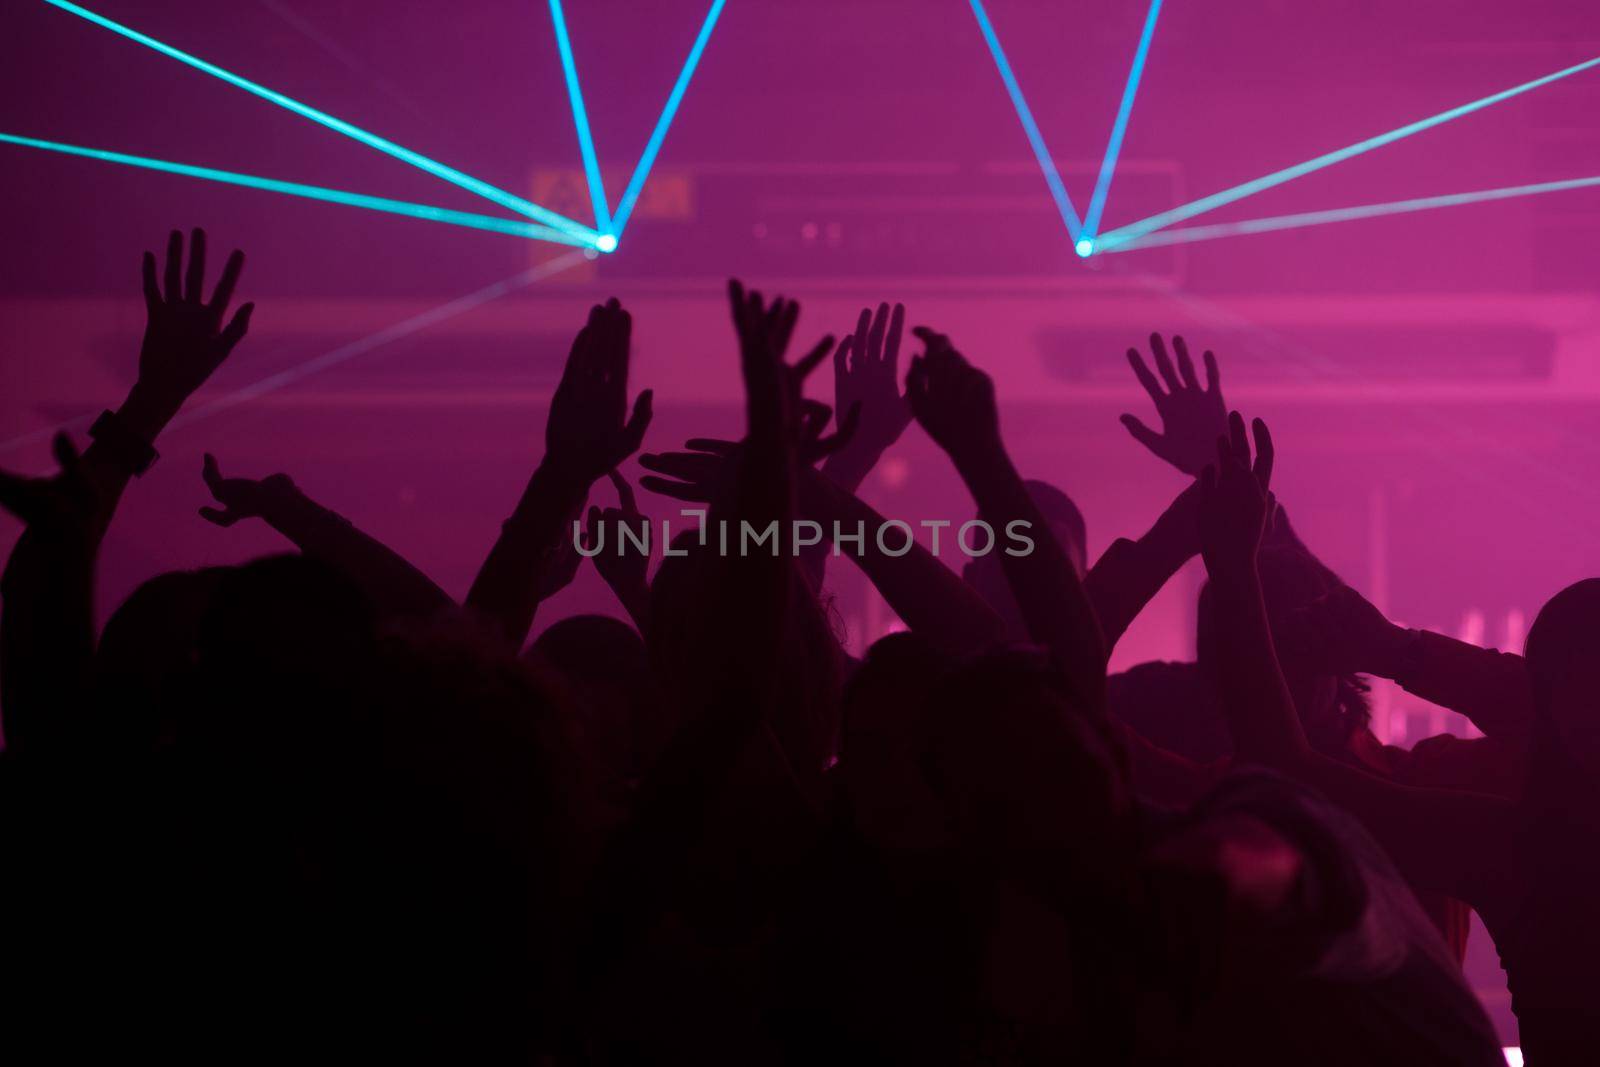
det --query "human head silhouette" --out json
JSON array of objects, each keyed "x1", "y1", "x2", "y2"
[
  {"x1": 922, "y1": 646, "x2": 1134, "y2": 889},
  {"x1": 649, "y1": 531, "x2": 844, "y2": 773},
  {"x1": 93, "y1": 566, "x2": 228, "y2": 751},
  {"x1": 1524, "y1": 577, "x2": 1600, "y2": 778},
  {"x1": 838, "y1": 631, "x2": 950, "y2": 852},
  {"x1": 529, "y1": 613, "x2": 654, "y2": 795}
]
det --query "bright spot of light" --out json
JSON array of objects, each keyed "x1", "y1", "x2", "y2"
[
  {"x1": 595, "y1": 234, "x2": 618, "y2": 253},
  {"x1": 1075, "y1": 238, "x2": 1095, "y2": 258},
  {"x1": 879, "y1": 456, "x2": 911, "y2": 490}
]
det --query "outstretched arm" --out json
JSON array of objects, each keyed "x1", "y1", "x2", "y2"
[
  {"x1": 1083, "y1": 479, "x2": 1201, "y2": 651},
  {"x1": 1198, "y1": 414, "x2": 1513, "y2": 904},
  {"x1": 1195, "y1": 413, "x2": 1302, "y2": 764},
  {"x1": 718, "y1": 281, "x2": 839, "y2": 697},
  {"x1": 820, "y1": 301, "x2": 910, "y2": 495},
  {"x1": 1120, "y1": 333, "x2": 1229, "y2": 480},
  {"x1": 1101, "y1": 336, "x2": 1270, "y2": 651},
  {"x1": 802, "y1": 468, "x2": 1007, "y2": 656},
  {"x1": 2, "y1": 229, "x2": 253, "y2": 753},
  {"x1": 579, "y1": 284, "x2": 833, "y2": 968},
  {"x1": 1284, "y1": 585, "x2": 1533, "y2": 740},
  {"x1": 84, "y1": 229, "x2": 254, "y2": 543},
  {"x1": 640, "y1": 440, "x2": 1007, "y2": 658},
  {"x1": 198, "y1": 455, "x2": 452, "y2": 622},
  {"x1": 907, "y1": 327, "x2": 1106, "y2": 711},
  {"x1": 466, "y1": 300, "x2": 652, "y2": 648},
  {"x1": 648, "y1": 285, "x2": 845, "y2": 804},
  {"x1": 1089, "y1": 333, "x2": 1231, "y2": 652}
]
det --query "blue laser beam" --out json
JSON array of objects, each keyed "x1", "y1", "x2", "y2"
[
  {"x1": 40, "y1": 0, "x2": 600, "y2": 244},
  {"x1": 1081, "y1": 0, "x2": 1163, "y2": 244},
  {"x1": 967, "y1": 0, "x2": 1083, "y2": 240},
  {"x1": 1095, "y1": 52, "x2": 1600, "y2": 250},
  {"x1": 1097, "y1": 174, "x2": 1600, "y2": 253},
  {"x1": 611, "y1": 0, "x2": 726, "y2": 239},
  {"x1": 0, "y1": 133, "x2": 596, "y2": 246},
  {"x1": 169, "y1": 251, "x2": 591, "y2": 428},
  {"x1": 547, "y1": 0, "x2": 613, "y2": 237}
]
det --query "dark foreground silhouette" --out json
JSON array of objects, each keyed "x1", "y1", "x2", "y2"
[{"x1": 2, "y1": 229, "x2": 1584, "y2": 1064}]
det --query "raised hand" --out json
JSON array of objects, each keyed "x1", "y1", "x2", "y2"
[
  {"x1": 639, "y1": 438, "x2": 736, "y2": 503},
  {"x1": 798, "y1": 399, "x2": 859, "y2": 459},
  {"x1": 904, "y1": 324, "x2": 1107, "y2": 705},
  {"x1": 826, "y1": 302, "x2": 909, "y2": 483},
  {"x1": 905, "y1": 327, "x2": 1001, "y2": 462},
  {"x1": 197, "y1": 456, "x2": 453, "y2": 621},
  {"x1": 545, "y1": 298, "x2": 654, "y2": 486},
  {"x1": 637, "y1": 411, "x2": 857, "y2": 509},
  {"x1": 130, "y1": 228, "x2": 253, "y2": 430},
  {"x1": 0, "y1": 433, "x2": 97, "y2": 535},
  {"x1": 585, "y1": 470, "x2": 653, "y2": 612},
  {"x1": 726, "y1": 280, "x2": 845, "y2": 447},
  {"x1": 467, "y1": 300, "x2": 651, "y2": 645},
  {"x1": 1197, "y1": 412, "x2": 1274, "y2": 574},
  {"x1": 198, "y1": 453, "x2": 297, "y2": 527},
  {"x1": 1121, "y1": 334, "x2": 1227, "y2": 476}
]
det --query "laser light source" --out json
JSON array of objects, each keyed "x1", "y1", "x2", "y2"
[
  {"x1": 595, "y1": 234, "x2": 618, "y2": 253},
  {"x1": 1075, "y1": 239, "x2": 1095, "y2": 258}
]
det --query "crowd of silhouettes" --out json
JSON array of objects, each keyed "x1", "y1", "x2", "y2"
[{"x1": 1, "y1": 226, "x2": 1594, "y2": 1065}]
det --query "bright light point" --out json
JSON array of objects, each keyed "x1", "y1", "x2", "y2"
[
  {"x1": 595, "y1": 234, "x2": 618, "y2": 253},
  {"x1": 1075, "y1": 239, "x2": 1095, "y2": 258}
]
